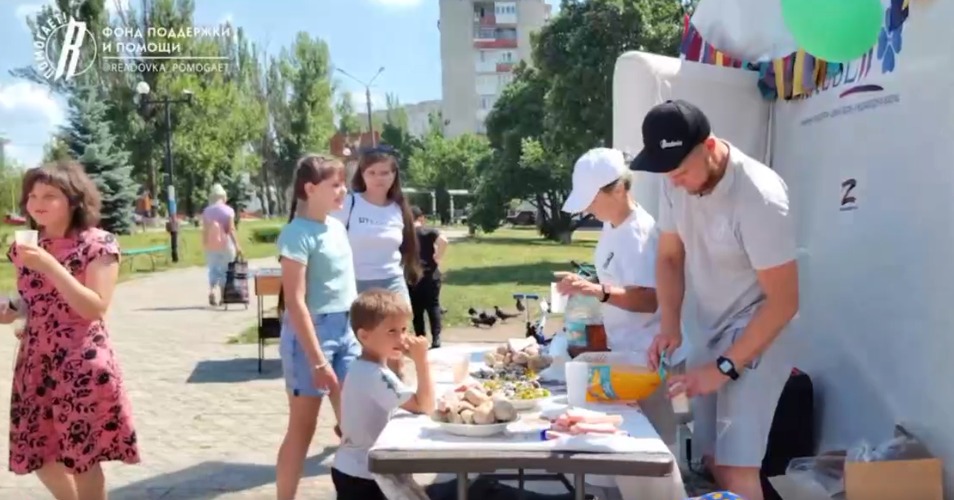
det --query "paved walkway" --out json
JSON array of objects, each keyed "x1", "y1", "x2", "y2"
[
  {"x1": 0, "y1": 258, "x2": 570, "y2": 499},
  {"x1": 0, "y1": 258, "x2": 691, "y2": 499},
  {"x1": 0, "y1": 258, "x2": 343, "y2": 499}
]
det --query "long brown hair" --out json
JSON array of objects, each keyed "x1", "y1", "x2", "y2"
[
  {"x1": 351, "y1": 151, "x2": 422, "y2": 285},
  {"x1": 278, "y1": 154, "x2": 346, "y2": 312},
  {"x1": 21, "y1": 161, "x2": 102, "y2": 233},
  {"x1": 286, "y1": 154, "x2": 346, "y2": 221}
]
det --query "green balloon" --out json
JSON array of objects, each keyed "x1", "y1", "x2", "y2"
[{"x1": 781, "y1": 0, "x2": 884, "y2": 63}]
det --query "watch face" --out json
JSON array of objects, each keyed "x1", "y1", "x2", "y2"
[{"x1": 718, "y1": 359, "x2": 733, "y2": 373}]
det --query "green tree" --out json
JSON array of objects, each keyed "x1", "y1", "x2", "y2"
[
  {"x1": 380, "y1": 122, "x2": 421, "y2": 169},
  {"x1": 408, "y1": 133, "x2": 490, "y2": 221},
  {"x1": 472, "y1": 63, "x2": 550, "y2": 234},
  {"x1": 534, "y1": 0, "x2": 682, "y2": 163},
  {"x1": 336, "y1": 92, "x2": 362, "y2": 136},
  {"x1": 14, "y1": 0, "x2": 270, "y2": 217},
  {"x1": 0, "y1": 157, "x2": 24, "y2": 216},
  {"x1": 61, "y1": 86, "x2": 137, "y2": 234},
  {"x1": 475, "y1": 0, "x2": 683, "y2": 242},
  {"x1": 384, "y1": 93, "x2": 409, "y2": 131},
  {"x1": 426, "y1": 111, "x2": 446, "y2": 138},
  {"x1": 42, "y1": 137, "x2": 73, "y2": 163},
  {"x1": 271, "y1": 32, "x2": 336, "y2": 197}
]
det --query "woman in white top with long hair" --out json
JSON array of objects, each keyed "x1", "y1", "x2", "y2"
[{"x1": 333, "y1": 147, "x2": 422, "y2": 302}]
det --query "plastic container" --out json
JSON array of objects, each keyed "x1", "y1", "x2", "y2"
[
  {"x1": 564, "y1": 294, "x2": 602, "y2": 325},
  {"x1": 566, "y1": 352, "x2": 662, "y2": 406},
  {"x1": 565, "y1": 321, "x2": 588, "y2": 347},
  {"x1": 586, "y1": 324, "x2": 607, "y2": 351}
]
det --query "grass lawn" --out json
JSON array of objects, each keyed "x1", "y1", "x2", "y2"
[
  {"x1": 229, "y1": 227, "x2": 599, "y2": 343},
  {"x1": 0, "y1": 219, "x2": 283, "y2": 291},
  {"x1": 438, "y1": 228, "x2": 598, "y2": 327}
]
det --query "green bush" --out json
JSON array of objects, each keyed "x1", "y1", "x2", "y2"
[{"x1": 252, "y1": 226, "x2": 281, "y2": 243}]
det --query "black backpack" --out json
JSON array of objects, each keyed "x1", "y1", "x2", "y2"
[{"x1": 761, "y1": 368, "x2": 816, "y2": 500}]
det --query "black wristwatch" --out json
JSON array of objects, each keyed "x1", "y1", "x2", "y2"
[
  {"x1": 599, "y1": 284, "x2": 610, "y2": 303},
  {"x1": 716, "y1": 356, "x2": 740, "y2": 381}
]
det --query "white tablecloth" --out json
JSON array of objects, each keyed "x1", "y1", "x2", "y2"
[
  {"x1": 372, "y1": 343, "x2": 687, "y2": 500},
  {"x1": 374, "y1": 401, "x2": 672, "y2": 455}
]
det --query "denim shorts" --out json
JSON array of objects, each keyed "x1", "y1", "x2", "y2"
[
  {"x1": 357, "y1": 275, "x2": 410, "y2": 305},
  {"x1": 279, "y1": 311, "x2": 360, "y2": 397}
]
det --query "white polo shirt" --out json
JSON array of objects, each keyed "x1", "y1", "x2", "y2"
[{"x1": 594, "y1": 204, "x2": 661, "y2": 355}]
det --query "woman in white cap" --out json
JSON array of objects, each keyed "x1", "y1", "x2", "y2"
[
  {"x1": 556, "y1": 147, "x2": 681, "y2": 450},
  {"x1": 202, "y1": 183, "x2": 242, "y2": 305}
]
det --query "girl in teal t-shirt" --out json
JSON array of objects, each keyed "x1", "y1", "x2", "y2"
[{"x1": 275, "y1": 155, "x2": 359, "y2": 500}]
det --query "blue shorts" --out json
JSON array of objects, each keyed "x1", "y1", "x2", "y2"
[
  {"x1": 205, "y1": 247, "x2": 235, "y2": 288},
  {"x1": 357, "y1": 276, "x2": 410, "y2": 305},
  {"x1": 279, "y1": 311, "x2": 360, "y2": 397}
]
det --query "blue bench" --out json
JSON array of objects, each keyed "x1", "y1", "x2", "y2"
[{"x1": 121, "y1": 245, "x2": 169, "y2": 271}]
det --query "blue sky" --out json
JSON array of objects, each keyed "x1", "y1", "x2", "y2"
[{"x1": 0, "y1": 0, "x2": 557, "y2": 167}]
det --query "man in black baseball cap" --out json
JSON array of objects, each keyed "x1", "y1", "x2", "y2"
[
  {"x1": 629, "y1": 99, "x2": 724, "y2": 195},
  {"x1": 636, "y1": 99, "x2": 800, "y2": 500}
]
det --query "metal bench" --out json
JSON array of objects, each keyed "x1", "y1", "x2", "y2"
[{"x1": 121, "y1": 245, "x2": 169, "y2": 272}]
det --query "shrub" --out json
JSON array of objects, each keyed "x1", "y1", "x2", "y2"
[{"x1": 252, "y1": 226, "x2": 281, "y2": 243}]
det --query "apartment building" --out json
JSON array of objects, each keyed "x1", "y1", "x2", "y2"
[
  {"x1": 439, "y1": 0, "x2": 551, "y2": 137},
  {"x1": 360, "y1": 100, "x2": 444, "y2": 138}
]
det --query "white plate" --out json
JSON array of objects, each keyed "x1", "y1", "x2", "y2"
[{"x1": 436, "y1": 421, "x2": 510, "y2": 438}]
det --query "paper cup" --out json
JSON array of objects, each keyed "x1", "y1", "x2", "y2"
[
  {"x1": 549, "y1": 283, "x2": 568, "y2": 314},
  {"x1": 14, "y1": 230, "x2": 38, "y2": 246},
  {"x1": 452, "y1": 356, "x2": 470, "y2": 384}
]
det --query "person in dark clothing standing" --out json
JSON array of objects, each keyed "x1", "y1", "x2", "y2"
[{"x1": 408, "y1": 206, "x2": 448, "y2": 348}]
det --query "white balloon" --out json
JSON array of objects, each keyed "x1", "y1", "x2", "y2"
[{"x1": 691, "y1": 0, "x2": 799, "y2": 62}]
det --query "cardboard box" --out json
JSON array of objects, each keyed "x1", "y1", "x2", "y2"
[
  {"x1": 844, "y1": 457, "x2": 942, "y2": 500},
  {"x1": 770, "y1": 455, "x2": 943, "y2": 500}
]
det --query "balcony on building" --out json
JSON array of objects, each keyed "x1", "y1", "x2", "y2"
[
  {"x1": 473, "y1": 2, "x2": 495, "y2": 26},
  {"x1": 494, "y1": 1, "x2": 518, "y2": 25},
  {"x1": 495, "y1": 62, "x2": 514, "y2": 72},
  {"x1": 475, "y1": 39, "x2": 518, "y2": 49},
  {"x1": 474, "y1": 27, "x2": 518, "y2": 49}
]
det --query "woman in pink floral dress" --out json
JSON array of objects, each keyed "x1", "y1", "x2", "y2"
[{"x1": 2, "y1": 162, "x2": 139, "y2": 500}]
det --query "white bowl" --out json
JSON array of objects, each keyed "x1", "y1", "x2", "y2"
[
  {"x1": 508, "y1": 397, "x2": 547, "y2": 411},
  {"x1": 436, "y1": 421, "x2": 510, "y2": 438}
]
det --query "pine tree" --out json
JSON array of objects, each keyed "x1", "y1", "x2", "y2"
[{"x1": 60, "y1": 85, "x2": 137, "y2": 235}]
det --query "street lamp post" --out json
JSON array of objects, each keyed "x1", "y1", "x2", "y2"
[
  {"x1": 135, "y1": 81, "x2": 194, "y2": 263},
  {"x1": 335, "y1": 66, "x2": 385, "y2": 146}
]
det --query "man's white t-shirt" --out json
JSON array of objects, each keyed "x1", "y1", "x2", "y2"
[
  {"x1": 332, "y1": 193, "x2": 404, "y2": 280},
  {"x1": 332, "y1": 358, "x2": 414, "y2": 479},
  {"x1": 594, "y1": 204, "x2": 661, "y2": 355}
]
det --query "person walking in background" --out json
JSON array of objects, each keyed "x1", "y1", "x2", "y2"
[
  {"x1": 634, "y1": 100, "x2": 799, "y2": 500},
  {"x1": 332, "y1": 147, "x2": 422, "y2": 302},
  {"x1": 2, "y1": 161, "x2": 139, "y2": 500},
  {"x1": 274, "y1": 155, "x2": 359, "y2": 500},
  {"x1": 202, "y1": 183, "x2": 241, "y2": 306},
  {"x1": 134, "y1": 188, "x2": 152, "y2": 231},
  {"x1": 408, "y1": 206, "x2": 448, "y2": 349}
]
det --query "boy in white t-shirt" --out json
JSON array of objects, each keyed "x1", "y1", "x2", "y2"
[{"x1": 331, "y1": 289, "x2": 436, "y2": 499}]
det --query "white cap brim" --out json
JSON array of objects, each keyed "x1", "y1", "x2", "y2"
[{"x1": 562, "y1": 185, "x2": 596, "y2": 214}]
